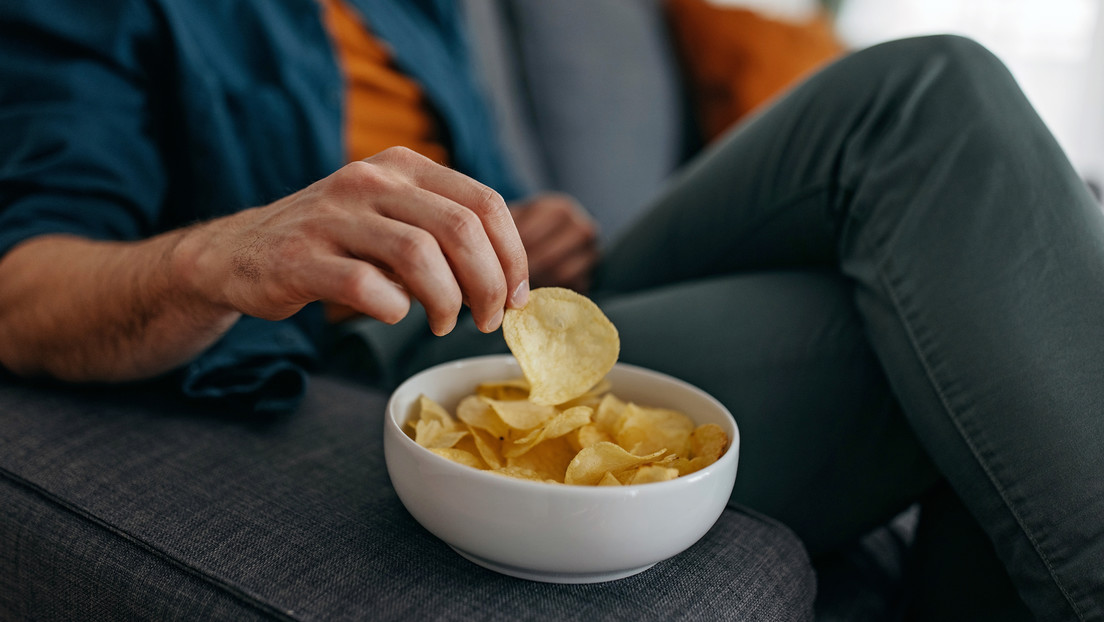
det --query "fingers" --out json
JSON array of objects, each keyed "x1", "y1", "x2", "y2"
[
  {"x1": 371, "y1": 186, "x2": 505, "y2": 334},
  {"x1": 225, "y1": 148, "x2": 532, "y2": 337},
  {"x1": 400, "y1": 152, "x2": 530, "y2": 310},
  {"x1": 340, "y1": 149, "x2": 529, "y2": 334},
  {"x1": 309, "y1": 256, "x2": 414, "y2": 326}
]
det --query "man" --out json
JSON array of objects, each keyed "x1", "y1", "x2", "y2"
[{"x1": 1, "y1": 1, "x2": 1101, "y2": 619}]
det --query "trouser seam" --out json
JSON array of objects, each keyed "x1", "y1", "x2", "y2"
[{"x1": 874, "y1": 257, "x2": 1085, "y2": 620}]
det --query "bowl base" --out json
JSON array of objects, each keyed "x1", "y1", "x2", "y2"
[{"x1": 450, "y1": 546, "x2": 656, "y2": 584}]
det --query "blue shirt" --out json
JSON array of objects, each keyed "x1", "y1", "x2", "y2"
[{"x1": 0, "y1": 0, "x2": 522, "y2": 412}]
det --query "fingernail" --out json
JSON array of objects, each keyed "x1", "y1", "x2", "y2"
[
  {"x1": 510, "y1": 279, "x2": 529, "y2": 308},
  {"x1": 486, "y1": 308, "x2": 504, "y2": 333}
]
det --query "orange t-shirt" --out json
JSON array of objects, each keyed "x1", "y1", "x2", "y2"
[{"x1": 318, "y1": 0, "x2": 449, "y2": 165}]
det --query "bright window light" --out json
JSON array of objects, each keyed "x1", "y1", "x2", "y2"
[{"x1": 836, "y1": 0, "x2": 1104, "y2": 186}]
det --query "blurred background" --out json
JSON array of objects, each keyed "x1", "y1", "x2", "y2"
[{"x1": 835, "y1": 0, "x2": 1104, "y2": 196}]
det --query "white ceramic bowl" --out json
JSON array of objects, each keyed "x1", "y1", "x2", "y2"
[{"x1": 384, "y1": 354, "x2": 740, "y2": 584}]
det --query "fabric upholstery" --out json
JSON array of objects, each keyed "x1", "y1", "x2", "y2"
[
  {"x1": 0, "y1": 376, "x2": 817, "y2": 620},
  {"x1": 465, "y1": 0, "x2": 692, "y2": 243}
]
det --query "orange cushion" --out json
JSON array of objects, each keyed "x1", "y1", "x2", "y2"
[{"x1": 665, "y1": 0, "x2": 845, "y2": 142}]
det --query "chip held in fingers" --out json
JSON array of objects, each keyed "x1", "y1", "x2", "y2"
[{"x1": 502, "y1": 287, "x2": 619, "y2": 406}]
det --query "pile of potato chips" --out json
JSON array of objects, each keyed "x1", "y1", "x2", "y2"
[{"x1": 404, "y1": 287, "x2": 729, "y2": 486}]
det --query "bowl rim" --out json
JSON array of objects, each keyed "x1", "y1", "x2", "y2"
[{"x1": 385, "y1": 354, "x2": 740, "y2": 496}]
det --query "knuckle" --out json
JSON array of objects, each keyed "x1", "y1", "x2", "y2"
[
  {"x1": 395, "y1": 228, "x2": 440, "y2": 267},
  {"x1": 425, "y1": 285, "x2": 463, "y2": 318},
  {"x1": 506, "y1": 237, "x2": 529, "y2": 266},
  {"x1": 470, "y1": 267, "x2": 507, "y2": 298},
  {"x1": 468, "y1": 279, "x2": 508, "y2": 318},
  {"x1": 343, "y1": 158, "x2": 374, "y2": 174},
  {"x1": 340, "y1": 159, "x2": 400, "y2": 196},
  {"x1": 470, "y1": 185, "x2": 507, "y2": 216},
  {"x1": 338, "y1": 159, "x2": 374, "y2": 183},
  {"x1": 380, "y1": 145, "x2": 417, "y2": 160},
  {"x1": 484, "y1": 279, "x2": 509, "y2": 305},
  {"x1": 441, "y1": 206, "x2": 483, "y2": 240},
  {"x1": 333, "y1": 264, "x2": 366, "y2": 298},
  {"x1": 373, "y1": 145, "x2": 425, "y2": 168},
  {"x1": 444, "y1": 287, "x2": 465, "y2": 312},
  {"x1": 303, "y1": 197, "x2": 345, "y2": 227}
]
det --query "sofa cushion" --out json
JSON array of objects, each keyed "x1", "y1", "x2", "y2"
[
  {"x1": 665, "y1": 0, "x2": 845, "y2": 143},
  {"x1": 0, "y1": 375, "x2": 816, "y2": 620},
  {"x1": 464, "y1": 0, "x2": 691, "y2": 243}
]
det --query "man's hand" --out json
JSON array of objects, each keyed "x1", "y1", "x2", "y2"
[
  {"x1": 510, "y1": 193, "x2": 599, "y2": 293},
  {"x1": 181, "y1": 147, "x2": 530, "y2": 337},
  {"x1": 0, "y1": 147, "x2": 530, "y2": 382}
]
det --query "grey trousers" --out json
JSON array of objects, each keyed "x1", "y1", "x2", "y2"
[{"x1": 351, "y1": 35, "x2": 1104, "y2": 621}]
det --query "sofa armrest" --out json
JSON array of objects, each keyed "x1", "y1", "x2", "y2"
[{"x1": 0, "y1": 375, "x2": 815, "y2": 620}]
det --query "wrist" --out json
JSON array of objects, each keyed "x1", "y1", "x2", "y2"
[{"x1": 167, "y1": 219, "x2": 241, "y2": 319}]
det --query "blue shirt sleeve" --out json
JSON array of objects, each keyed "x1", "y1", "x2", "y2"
[
  {"x1": 0, "y1": 0, "x2": 336, "y2": 413},
  {"x1": 0, "y1": 0, "x2": 169, "y2": 256},
  {"x1": 177, "y1": 310, "x2": 324, "y2": 416}
]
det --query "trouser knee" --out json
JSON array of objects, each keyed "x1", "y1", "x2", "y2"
[{"x1": 857, "y1": 34, "x2": 1023, "y2": 120}]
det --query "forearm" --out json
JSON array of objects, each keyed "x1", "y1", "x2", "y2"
[
  {"x1": 0, "y1": 230, "x2": 240, "y2": 382},
  {"x1": 0, "y1": 150, "x2": 531, "y2": 384}
]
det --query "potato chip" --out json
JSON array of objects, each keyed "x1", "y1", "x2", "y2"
[
  {"x1": 453, "y1": 431, "x2": 487, "y2": 465},
  {"x1": 691, "y1": 423, "x2": 729, "y2": 462},
  {"x1": 417, "y1": 395, "x2": 454, "y2": 426},
  {"x1": 593, "y1": 393, "x2": 626, "y2": 434},
  {"x1": 505, "y1": 406, "x2": 593, "y2": 458},
  {"x1": 457, "y1": 395, "x2": 511, "y2": 439},
  {"x1": 475, "y1": 377, "x2": 530, "y2": 401},
  {"x1": 407, "y1": 395, "x2": 467, "y2": 448},
  {"x1": 564, "y1": 442, "x2": 666, "y2": 486},
  {"x1": 557, "y1": 378, "x2": 613, "y2": 409},
  {"x1": 412, "y1": 419, "x2": 469, "y2": 449},
  {"x1": 615, "y1": 403, "x2": 694, "y2": 457},
  {"x1": 467, "y1": 425, "x2": 505, "y2": 469},
  {"x1": 406, "y1": 395, "x2": 451, "y2": 435},
  {"x1": 484, "y1": 397, "x2": 558, "y2": 431},
  {"x1": 628, "y1": 465, "x2": 680, "y2": 485},
  {"x1": 491, "y1": 465, "x2": 548, "y2": 482},
  {"x1": 673, "y1": 456, "x2": 713, "y2": 477},
  {"x1": 430, "y1": 448, "x2": 484, "y2": 470},
  {"x1": 597, "y1": 472, "x2": 622, "y2": 486},
  {"x1": 502, "y1": 287, "x2": 619, "y2": 406},
  {"x1": 568, "y1": 423, "x2": 613, "y2": 453},
  {"x1": 507, "y1": 437, "x2": 577, "y2": 482}
]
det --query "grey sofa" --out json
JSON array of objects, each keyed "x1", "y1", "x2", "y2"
[
  {"x1": 0, "y1": 1, "x2": 913, "y2": 620},
  {"x1": 0, "y1": 374, "x2": 819, "y2": 620}
]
